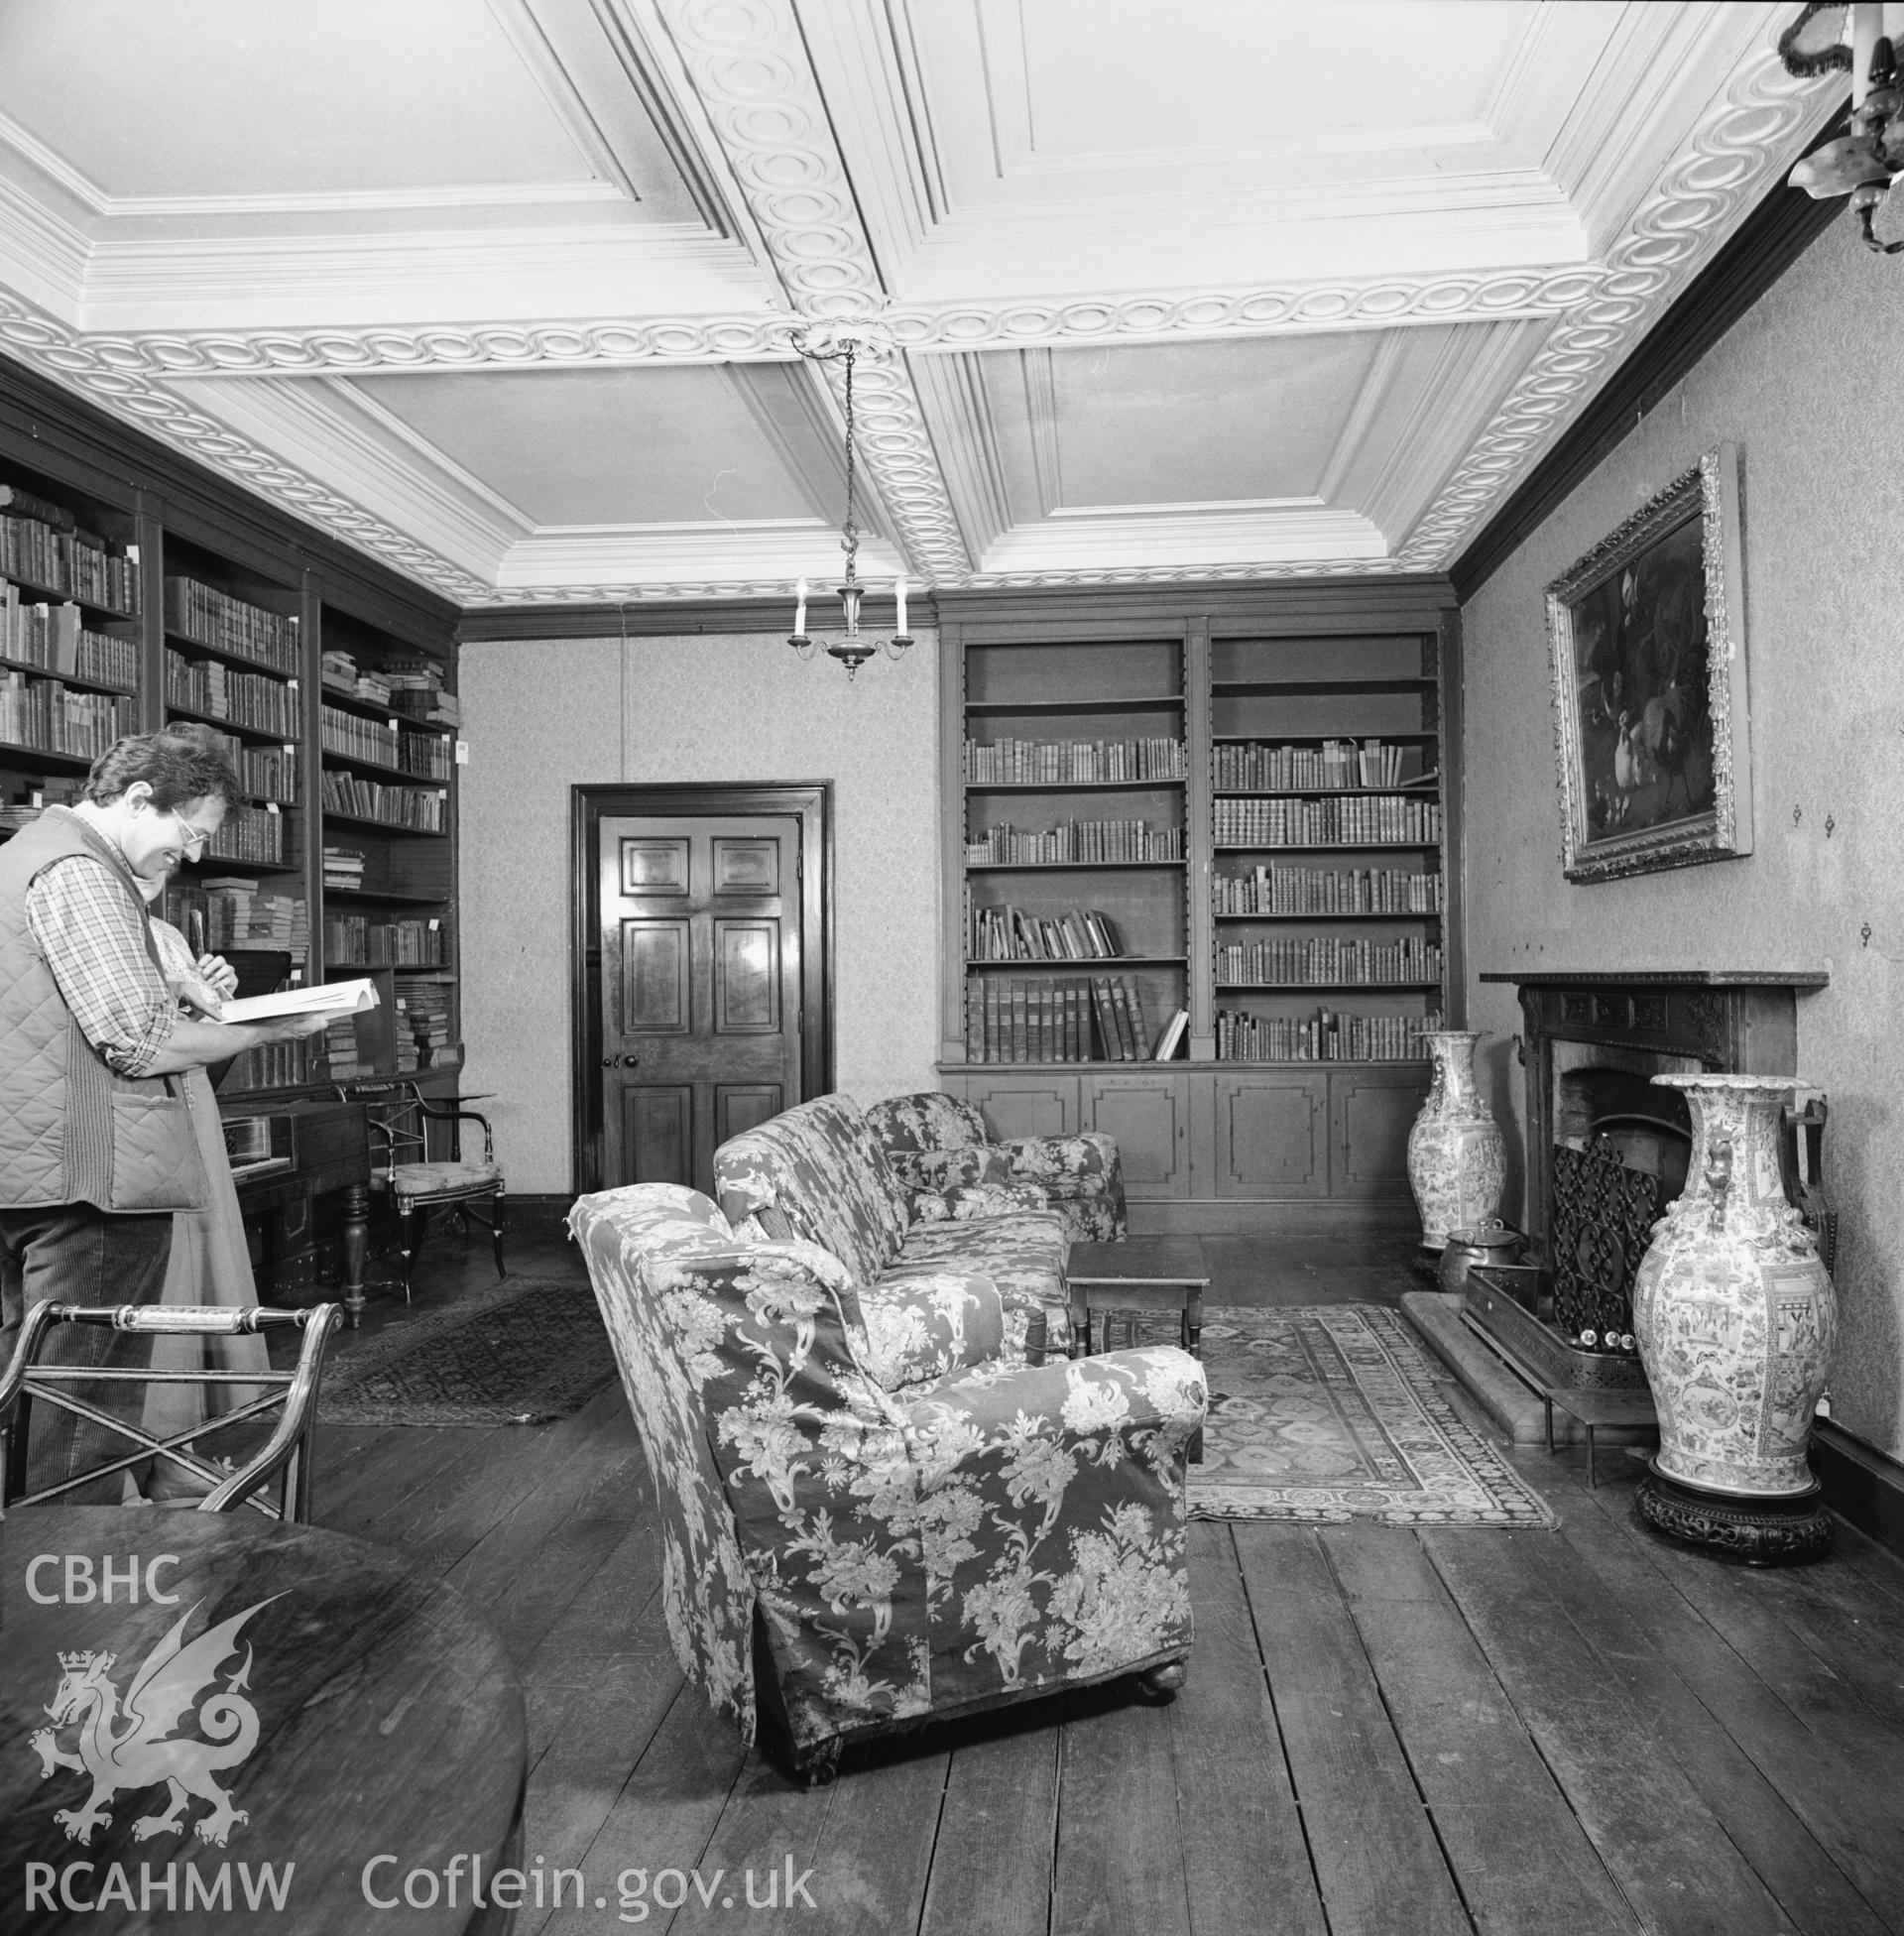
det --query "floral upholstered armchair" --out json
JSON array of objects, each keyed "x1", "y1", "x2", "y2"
[
  {"x1": 865, "y1": 1091, "x2": 1128, "y2": 1243},
  {"x1": 568, "y1": 1182, "x2": 1205, "y2": 1784}
]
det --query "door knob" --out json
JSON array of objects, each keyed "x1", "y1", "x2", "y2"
[
  {"x1": 621, "y1": 1054, "x2": 641, "y2": 1067},
  {"x1": 600, "y1": 1055, "x2": 616, "y2": 1068}
]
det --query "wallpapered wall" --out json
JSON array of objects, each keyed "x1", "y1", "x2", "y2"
[
  {"x1": 458, "y1": 630, "x2": 941, "y2": 1197},
  {"x1": 1460, "y1": 223, "x2": 1904, "y2": 1459}
]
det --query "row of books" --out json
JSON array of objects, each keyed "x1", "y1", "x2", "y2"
[
  {"x1": 217, "y1": 1037, "x2": 315, "y2": 1094},
  {"x1": 966, "y1": 819, "x2": 1183, "y2": 866},
  {"x1": 1214, "y1": 937, "x2": 1443, "y2": 986},
  {"x1": 1215, "y1": 1008, "x2": 1440, "y2": 1063},
  {"x1": 1213, "y1": 864, "x2": 1443, "y2": 916},
  {"x1": 322, "y1": 846, "x2": 366, "y2": 890},
  {"x1": 323, "y1": 914, "x2": 445, "y2": 966},
  {"x1": 1213, "y1": 738, "x2": 1424, "y2": 791},
  {"x1": 182, "y1": 726, "x2": 299, "y2": 805},
  {"x1": 0, "y1": 585, "x2": 139, "y2": 688},
  {"x1": 967, "y1": 974, "x2": 1171, "y2": 1063},
  {"x1": 968, "y1": 904, "x2": 1126, "y2": 963},
  {"x1": 180, "y1": 880, "x2": 308, "y2": 952},
  {"x1": 1213, "y1": 796, "x2": 1441, "y2": 848},
  {"x1": 205, "y1": 802, "x2": 285, "y2": 867},
  {"x1": 400, "y1": 982, "x2": 452, "y2": 1072},
  {"x1": 321, "y1": 703, "x2": 406, "y2": 768},
  {"x1": 167, "y1": 651, "x2": 302, "y2": 737},
  {"x1": 164, "y1": 577, "x2": 298, "y2": 674},
  {"x1": 0, "y1": 496, "x2": 138, "y2": 616},
  {"x1": 320, "y1": 772, "x2": 446, "y2": 832},
  {"x1": 964, "y1": 737, "x2": 1187, "y2": 784},
  {"x1": 0, "y1": 673, "x2": 134, "y2": 759}
]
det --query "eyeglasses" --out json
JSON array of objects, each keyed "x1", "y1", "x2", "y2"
[{"x1": 170, "y1": 810, "x2": 215, "y2": 858}]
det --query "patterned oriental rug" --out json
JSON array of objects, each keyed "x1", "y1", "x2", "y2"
[
  {"x1": 1181, "y1": 1304, "x2": 1557, "y2": 1528},
  {"x1": 319, "y1": 1277, "x2": 618, "y2": 1426}
]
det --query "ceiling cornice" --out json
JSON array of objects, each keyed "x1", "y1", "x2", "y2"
[
  {"x1": 1396, "y1": 32, "x2": 1829, "y2": 569},
  {"x1": 1449, "y1": 104, "x2": 1847, "y2": 603}
]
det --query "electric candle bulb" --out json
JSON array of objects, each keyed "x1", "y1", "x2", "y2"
[
  {"x1": 793, "y1": 577, "x2": 807, "y2": 635},
  {"x1": 894, "y1": 576, "x2": 908, "y2": 635}
]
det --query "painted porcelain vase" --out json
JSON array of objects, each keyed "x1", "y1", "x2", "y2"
[
  {"x1": 1406, "y1": 1029, "x2": 1507, "y2": 1251},
  {"x1": 1631, "y1": 1075, "x2": 1837, "y2": 1498}
]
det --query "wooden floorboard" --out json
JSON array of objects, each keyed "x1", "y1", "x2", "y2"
[
  {"x1": 1172, "y1": 1521, "x2": 1326, "y2": 1936},
  {"x1": 1424, "y1": 1517, "x2": 1800, "y2": 1936},
  {"x1": 1240, "y1": 1525, "x2": 1471, "y2": 1936},
  {"x1": 1324, "y1": 1521, "x2": 1640, "y2": 1936},
  {"x1": 917, "y1": 1715, "x2": 1059, "y2": 1936},
  {"x1": 307, "y1": 1233, "x2": 1904, "y2": 1936},
  {"x1": 1546, "y1": 1476, "x2": 1896, "y2": 1936}
]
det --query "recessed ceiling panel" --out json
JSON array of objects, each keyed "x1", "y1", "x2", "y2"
[
  {"x1": 1020, "y1": 335, "x2": 1384, "y2": 511},
  {"x1": 1012, "y1": 0, "x2": 1528, "y2": 162},
  {"x1": 343, "y1": 368, "x2": 827, "y2": 528},
  {"x1": 0, "y1": 0, "x2": 600, "y2": 199}
]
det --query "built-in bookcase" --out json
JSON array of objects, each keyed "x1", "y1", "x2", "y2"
[
  {"x1": 962, "y1": 634, "x2": 1190, "y2": 1064},
  {"x1": 937, "y1": 586, "x2": 1462, "y2": 1232},
  {"x1": 0, "y1": 361, "x2": 460, "y2": 1098}
]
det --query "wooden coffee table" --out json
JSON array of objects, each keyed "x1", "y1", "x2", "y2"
[{"x1": 1067, "y1": 1236, "x2": 1209, "y2": 1460}]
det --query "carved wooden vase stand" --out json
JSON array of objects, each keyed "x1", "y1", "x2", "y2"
[
  {"x1": 1406, "y1": 1029, "x2": 1507, "y2": 1253},
  {"x1": 1631, "y1": 1074, "x2": 1837, "y2": 1563}
]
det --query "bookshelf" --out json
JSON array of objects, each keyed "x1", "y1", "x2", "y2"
[
  {"x1": 0, "y1": 363, "x2": 462, "y2": 1102},
  {"x1": 937, "y1": 586, "x2": 1462, "y2": 1233}
]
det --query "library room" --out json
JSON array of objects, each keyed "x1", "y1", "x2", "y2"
[{"x1": 1, "y1": 5, "x2": 1901, "y2": 1933}]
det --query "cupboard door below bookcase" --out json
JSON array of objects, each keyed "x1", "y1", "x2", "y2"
[
  {"x1": 1204, "y1": 1070, "x2": 1328, "y2": 1199},
  {"x1": 962, "y1": 1074, "x2": 1080, "y2": 1142},
  {"x1": 1081, "y1": 1072, "x2": 1191, "y2": 1199},
  {"x1": 1328, "y1": 1066, "x2": 1429, "y2": 1198}
]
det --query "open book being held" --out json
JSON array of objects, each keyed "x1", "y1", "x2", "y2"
[{"x1": 214, "y1": 978, "x2": 380, "y2": 1024}]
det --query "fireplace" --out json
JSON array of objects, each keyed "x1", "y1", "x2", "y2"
[{"x1": 1467, "y1": 969, "x2": 1828, "y2": 1392}]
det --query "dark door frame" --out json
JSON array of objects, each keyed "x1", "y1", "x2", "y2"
[{"x1": 570, "y1": 781, "x2": 834, "y2": 1196}]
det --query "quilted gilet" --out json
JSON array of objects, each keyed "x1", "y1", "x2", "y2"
[{"x1": 0, "y1": 809, "x2": 200, "y2": 1212}]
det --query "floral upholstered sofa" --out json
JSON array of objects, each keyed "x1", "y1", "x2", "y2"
[
  {"x1": 864, "y1": 1090, "x2": 1128, "y2": 1243},
  {"x1": 713, "y1": 1092, "x2": 1069, "y2": 1368},
  {"x1": 568, "y1": 1181, "x2": 1207, "y2": 1781}
]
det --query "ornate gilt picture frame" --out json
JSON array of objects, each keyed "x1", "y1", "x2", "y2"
[{"x1": 1545, "y1": 443, "x2": 1751, "y2": 883}]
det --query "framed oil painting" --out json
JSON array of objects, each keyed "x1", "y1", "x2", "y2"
[{"x1": 1545, "y1": 443, "x2": 1752, "y2": 883}]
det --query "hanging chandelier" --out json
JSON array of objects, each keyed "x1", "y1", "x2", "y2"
[
  {"x1": 1781, "y1": 2, "x2": 1904, "y2": 252},
  {"x1": 788, "y1": 324, "x2": 911, "y2": 679}
]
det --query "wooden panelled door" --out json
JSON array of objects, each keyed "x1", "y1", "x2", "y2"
[{"x1": 594, "y1": 810, "x2": 808, "y2": 1196}]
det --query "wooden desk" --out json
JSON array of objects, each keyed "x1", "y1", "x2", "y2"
[
  {"x1": 0, "y1": 1507, "x2": 525, "y2": 1934},
  {"x1": 225, "y1": 1097, "x2": 372, "y2": 1326}
]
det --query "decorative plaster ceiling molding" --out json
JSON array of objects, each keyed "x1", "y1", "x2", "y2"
[
  {"x1": 646, "y1": 0, "x2": 970, "y2": 580},
  {"x1": 84, "y1": 316, "x2": 809, "y2": 378},
  {"x1": 27, "y1": 260, "x2": 1608, "y2": 388},
  {"x1": 482, "y1": 0, "x2": 648, "y2": 206},
  {"x1": 963, "y1": 558, "x2": 1408, "y2": 591},
  {"x1": 495, "y1": 517, "x2": 898, "y2": 588},
  {"x1": 0, "y1": 164, "x2": 88, "y2": 320},
  {"x1": 1395, "y1": 34, "x2": 1832, "y2": 568},
  {"x1": 77, "y1": 224, "x2": 766, "y2": 334},
  {"x1": 983, "y1": 502, "x2": 1388, "y2": 574},
  {"x1": 164, "y1": 374, "x2": 530, "y2": 581},
  {"x1": 0, "y1": 288, "x2": 492, "y2": 603}
]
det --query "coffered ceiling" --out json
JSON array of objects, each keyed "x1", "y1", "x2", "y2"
[{"x1": 0, "y1": 0, "x2": 1835, "y2": 607}]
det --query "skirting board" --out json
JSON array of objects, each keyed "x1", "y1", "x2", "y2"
[
  {"x1": 1812, "y1": 1418, "x2": 1904, "y2": 1563},
  {"x1": 1129, "y1": 1198, "x2": 1418, "y2": 1237}
]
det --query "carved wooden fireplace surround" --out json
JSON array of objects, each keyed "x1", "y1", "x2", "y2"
[{"x1": 1485, "y1": 969, "x2": 1830, "y2": 1275}]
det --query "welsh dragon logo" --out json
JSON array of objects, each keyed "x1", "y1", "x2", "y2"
[{"x1": 29, "y1": 1596, "x2": 279, "y2": 1848}]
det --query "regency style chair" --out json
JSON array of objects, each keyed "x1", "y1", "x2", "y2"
[
  {"x1": 0, "y1": 1301, "x2": 341, "y2": 1519},
  {"x1": 864, "y1": 1090, "x2": 1128, "y2": 1242},
  {"x1": 346, "y1": 1080, "x2": 507, "y2": 1299},
  {"x1": 568, "y1": 1182, "x2": 1205, "y2": 1783}
]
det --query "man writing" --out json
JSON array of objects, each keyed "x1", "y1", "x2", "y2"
[{"x1": 0, "y1": 728, "x2": 329, "y2": 1500}]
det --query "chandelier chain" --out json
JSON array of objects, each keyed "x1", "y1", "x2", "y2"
[{"x1": 840, "y1": 344, "x2": 859, "y2": 575}]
